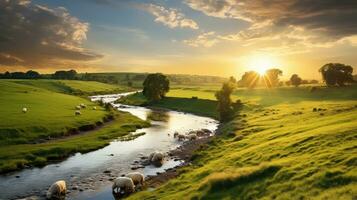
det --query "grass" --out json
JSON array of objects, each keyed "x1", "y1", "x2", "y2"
[
  {"x1": 117, "y1": 92, "x2": 218, "y2": 119},
  {"x1": 0, "y1": 112, "x2": 149, "y2": 173},
  {"x1": 0, "y1": 80, "x2": 111, "y2": 144},
  {"x1": 0, "y1": 79, "x2": 148, "y2": 173},
  {"x1": 128, "y1": 85, "x2": 357, "y2": 200}
]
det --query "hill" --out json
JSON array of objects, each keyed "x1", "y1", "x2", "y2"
[{"x1": 128, "y1": 85, "x2": 357, "y2": 199}]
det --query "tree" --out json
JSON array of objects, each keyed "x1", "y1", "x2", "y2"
[
  {"x1": 263, "y1": 68, "x2": 282, "y2": 88},
  {"x1": 143, "y1": 73, "x2": 170, "y2": 101},
  {"x1": 215, "y1": 81, "x2": 236, "y2": 122},
  {"x1": 290, "y1": 74, "x2": 302, "y2": 87},
  {"x1": 237, "y1": 71, "x2": 259, "y2": 88},
  {"x1": 319, "y1": 63, "x2": 353, "y2": 86},
  {"x1": 52, "y1": 70, "x2": 77, "y2": 80},
  {"x1": 25, "y1": 70, "x2": 41, "y2": 79}
]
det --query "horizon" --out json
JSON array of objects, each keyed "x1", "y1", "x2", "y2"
[{"x1": 1, "y1": 0, "x2": 357, "y2": 79}]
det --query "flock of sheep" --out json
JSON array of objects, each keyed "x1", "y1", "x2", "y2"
[
  {"x1": 46, "y1": 151, "x2": 164, "y2": 199},
  {"x1": 45, "y1": 127, "x2": 212, "y2": 200},
  {"x1": 21, "y1": 103, "x2": 97, "y2": 116}
]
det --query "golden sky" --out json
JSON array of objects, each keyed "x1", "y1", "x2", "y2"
[{"x1": 1, "y1": 0, "x2": 357, "y2": 80}]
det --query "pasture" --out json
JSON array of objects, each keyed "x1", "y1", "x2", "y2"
[
  {"x1": 127, "y1": 85, "x2": 357, "y2": 200},
  {"x1": 0, "y1": 79, "x2": 148, "y2": 173}
]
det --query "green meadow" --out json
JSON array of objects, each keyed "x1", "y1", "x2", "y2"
[
  {"x1": 127, "y1": 85, "x2": 357, "y2": 200},
  {"x1": 0, "y1": 79, "x2": 147, "y2": 173}
]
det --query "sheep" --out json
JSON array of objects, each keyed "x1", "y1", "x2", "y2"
[
  {"x1": 22, "y1": 107, "x2": 28, "y2": 113},
  {"x1": 93, "y1": 106, "x2": 97, "y2": 110},
  {"x1": 125, "y1": 172, "x2": 145, "y2": 187},
  {"x1": 75, "y1": 105, "x2": 81, "y2": 110},
  {"x1": 80, "y1": 103, "x2": 87, "y2": 109},
  {"x1": 75, "y1": 110, "x2": 81, "y2": 116},
  {"x1": 173, "y1": 132, "x2": 186, "y2": 141},
  {"x1": 173, "y1": 132, "x2": 179, "y2": 138},
  {"x1": 112, "y1": 177, "x2": 135, "y2": 195},
  {"x1": 187, "y1": 134, "x2": 197, "y2": 141},
  {"x1": 149, "y1": 152, "x2": 164, "y2": 167},
  {"x1": 46, "y1": 180, "x2": 66, "y2": 200}
]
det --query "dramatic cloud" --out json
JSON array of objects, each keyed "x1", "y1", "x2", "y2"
[
  {"x1": 0, "y1": 0, "x2": 102, "y2": 67},
  {"x1": 145, "y1": 4, "x2": 199, "y2": 29},
  {"x1": 185, "y1": 0, "x2": 357, "y2": 41}
]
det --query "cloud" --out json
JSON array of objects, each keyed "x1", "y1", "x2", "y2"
[
  {"x1": 185, "y1": 0, "x2": 357, "y2": 42},
  {"x1": 0, "y1": 0, "x2": 102, "y2": 68},
  {"x1": 145, "y1": 4, "x2": 199, "y2": 30},
  {"x1": 183, "y1": 32, "x2": 218, "y2": 47}
]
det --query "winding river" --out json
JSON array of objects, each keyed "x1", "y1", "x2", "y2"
[{"x1": 0, "y1": 93, "x2": 218, "y2": 200}]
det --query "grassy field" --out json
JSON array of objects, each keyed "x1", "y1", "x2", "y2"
[
  {"x1": 7, "y1": 79, "x2": 130, "y2": 95},
  {"x1": 128, "y1": 85, "x2": 357, "y2": 200},
  {"x1": 0, "y1": 79, "x2": 148, "y2": 173},
  {"x1": 117, "y1": 92, "x2": 218, "y2": 119}
]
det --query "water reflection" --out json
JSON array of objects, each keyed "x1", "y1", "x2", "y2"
[{"x1": 0, "y1": 93, "x2": 218, "y2": 200}]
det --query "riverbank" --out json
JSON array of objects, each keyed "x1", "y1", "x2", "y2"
[
  {"x1": 0, "y1": 111, "x2": 149, "y2": 174},
  {"x1": 127, "y1": 87, "x2": 357, "y2": 199},
  {"x1": 116, "y1": 92, "x2": 218, "y2": 119}
]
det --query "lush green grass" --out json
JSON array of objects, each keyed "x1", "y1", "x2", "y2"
[
  {"x1": 0, "y1": 79, "x2": 148, "y2": 173},
  {"x1": 0, "y1": 80, "x2": 113, "y2": 144},
  {"x1": 128, "y1": 86, "x2": 357, "y2": 200},
  {"x1": 7, "y1": 79, "x2": 130, "y2": 95},
  {"x1": 117, "y1": 92, "x2": 218, "y2": 119},
  {"x1": 0, "y1": 112, "x2": 149, "y2": 173}
]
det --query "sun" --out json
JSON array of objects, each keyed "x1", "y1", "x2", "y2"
[{"x1": 246, "y1": 54, "x2": 278, "y2": 76}]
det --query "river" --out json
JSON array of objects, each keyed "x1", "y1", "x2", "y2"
[{"x1": 0, "y1": 93, "x2": 218, "y2": 200}]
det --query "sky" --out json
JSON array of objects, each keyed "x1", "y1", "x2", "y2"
[{"x1": 1, "y1": 0, "x2": 357, "y2": 79}]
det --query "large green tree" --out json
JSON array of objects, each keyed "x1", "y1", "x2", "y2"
[
  {"x1": 319, "y1": 63, "x2": 353, "y2": 86},
  {"x1": 215, "y1": 81, "x2": 236, "y2": 122},
  {"x1": 143, "y1": 73, "x2": 170, "y2": 101}
]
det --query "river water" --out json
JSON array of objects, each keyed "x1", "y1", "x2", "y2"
[{"x1": 0, "y1": 93, "x2": 218, "y2": 200}]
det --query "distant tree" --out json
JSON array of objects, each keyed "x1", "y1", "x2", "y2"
[
  {"x1": 290, "y1": 74, "x2": 302, "y2": 87},
  {"x1": 285, "y1": 80, "x2": 291, "y2": 86},
  {"x1": 52, "y1": 70, "x2": 77, "y2": 80},
  {"x1": 229, "y1": 76, "x2": 237, "y2": 84},
  {"x1": 263, "y1": 68, "x2": 282, "y2": 88},
  {"x1": 237, "y1": 71, "x2": 259, "y2": 88},
  {"x1": 309, "y1": 80, "x2": 319, "y2": 84},
  {"x1": 25, "y1": 70, "x2": 41, "y2": 79},
  {"x1": 11, "y1": 72, "x2": 26, "y2": 79},
  {"x1": 319, "y1": 63, "x2": 353, "y2": 86},
  {"x1": 215, "y1": 81, "x2": 236, "y2": 122},
  {"x1": 143, "y1": 73, "x2": 170, "y2": 101}
]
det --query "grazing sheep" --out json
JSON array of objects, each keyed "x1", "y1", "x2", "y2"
[
  {"x1": 112, "y1": 177, "x2": 135, "y2": 195},
  {"x1": 75, "y1": 110, "x2": 81, "y2": 116},
  {"x1": 93, "y1": 106, "x2": 97, "y2": 110},
  {"x1": 149, "y1": 152, "x2": 164, "y2": 167},
  {"x1": 173, "y1": 132, "x2": 179, "y2": 138},
  {"x1": 22, "y1": 107, "x2": 28, "y2": 113},
  {"x1": 46, "y1": 180, "x2": 66, "y2": 200},
  {"x1": 187, "y1": 134, "x2": 197, "y2": 141},
  {"x1": 80, "y1": 103, "x2": 87, "y2": 109},
  {"x1": 75, "y1": 105, "x2": 81, "y2": 110},
  {"x1": 126, "y1": 172, "x2": 145, "y2": 187}
]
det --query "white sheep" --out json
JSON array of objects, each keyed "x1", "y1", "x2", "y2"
[
  {"x1": 75, "y1": 105, "x2": 81, "y2": 110},
  {"x1": 80, "y1": 103, "x2": 87, "y2": 109},
  {"x1": 75, "y1": 110, "x2": 81, "y2": 116},
  {"x1": 187, "y1": 134, "x2": 197, "y2": 141},
  {"x1": 112, "y1": 177, "x2": 135, "y2": 195},
  {"x1": 126, "y1": 172, "x2": 145, "y2": 187},
  {"x1": 46, "y1": 180, "x2": 66, "y2": 200},
  {"x1": 22, "y1": 107, "x2": 28, "y2": 113},
  {"x1": 149, "y1": 152, "x2": 164, "y2": 167},
  {"x1": 93, "y1": 106, "x2": 97, "y2": 110}
]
